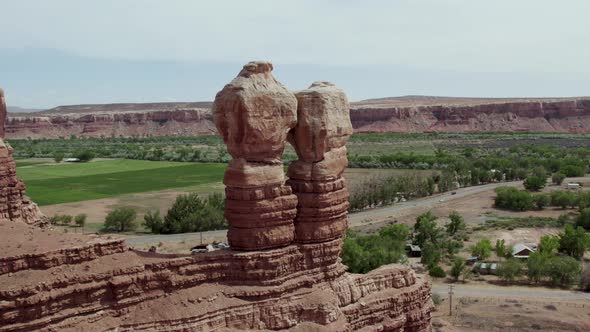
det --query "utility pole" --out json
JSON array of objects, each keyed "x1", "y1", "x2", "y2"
[{"x1": 448, "y1": 284, "x2": 455, "y2": 316}]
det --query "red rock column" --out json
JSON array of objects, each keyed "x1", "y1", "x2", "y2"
[
  {"x1": 212, "y1": 62, "x2": 298, "y2": 250},
  {"x1": 287, "y1": 82, "x2": 353, "y2": 243}
]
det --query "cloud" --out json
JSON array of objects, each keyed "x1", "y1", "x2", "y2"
[{"x1": 2, "y1": 0, "x2": 589, "y2": 72}]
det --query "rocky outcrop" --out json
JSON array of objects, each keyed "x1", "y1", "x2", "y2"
[
  {"x1": 213, "y1": 61, "x2": 298, "y2": 250},
  {"x1": 0, "y1": 88, "x2": 47, "y2": 226},
  {"x1": 350, "y1": 98, "x2": 590, "y2": 133},
  {"x1": 287, "y1": 81, "x2": 353, "y2": 243},
  {"x1": 0, "y1": 64, "x2": 433, "y2": 331}
]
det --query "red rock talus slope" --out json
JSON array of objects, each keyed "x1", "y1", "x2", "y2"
[
  {"x1": 213, "y1": 62, "x2": 298, "y2": 250},
  {"x1": 0, "y1": 88, "x2": 47, "y2": 226},
  {"x1": 0, "y1": 223, "x2": 432, "y2": 332},
  {"x1": 350, "y1": 97, "x2": 590, "y2": 133}
]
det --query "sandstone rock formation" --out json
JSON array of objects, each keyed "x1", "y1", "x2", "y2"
[
  {"x1": 0, "y1": 64, "x2": 433, "y2": 331},
  {"x1": 0, "y1": 88, "x2": 47, "y2": 226},
  {"x1": 0, "y1": 223, "x2": 432, "y2": 331},
  {"x1": 287, "y1": 81, "x2": 353, "y2": 243},
  {"x1": 213, "y1": 61, "x2": 298, "y2": 250}
]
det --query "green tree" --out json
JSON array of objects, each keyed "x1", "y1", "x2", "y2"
[
  {"x1": 551, "y1": 190, "x2": 577, "y2": 209},
  {"x1": 413, "y1": 211, "x2": 441, "y2": 247},
  {"x1": 471, "y1": 239, "x2": 492, "y2": 260},
  {"x1": 560, "y1": 165, "x2": 585, "y2": 177},
  {"x1": 420, "y1": 241, "x2": 441, "y2": 268},
  {"x1": 103, "y1": 207, "x2": 137, "y2": 232},
  {"x1": 575, "y1": 208, "x2": 590, "y2": 230},
  {"x1": 552, "y1": 172, "x2": 566, "y2": 185},
  {"x1": 450, "y1": 257, "x2": 465, "y2": 281},
  {"x1": 53, "y1": 152, "x2": 64, "y2": 163},
  {"x1": 532, "y1": 166, "x2": 547, "y2": 179},
  {"x1": 497, "y1": 259, "x2": 523, "y2": 282},
  {"x1": 428, "y1": 265, "x2": 446, "y2": 278},
  {"x1": 74, "y1": 213, "x2": 87, "y2": 229},
  {"x1": 523, "y1": 175, "x2": 546, "y2": 191},
  {"x1": 446, "y1": 211, "x2": 465, "y2": 235},
  {"x1": 61, "y1": 214, "x2": 73, "y2": 225},
  {"x1": 547, "y1": 256, "x2": 581, "y2": 287},
  {"x1": 143, "y1": 210, "x2": 163, "y2": 234},
  {"x1": 379, "y1": 223, "x2": 410, "y2": 241},
  {"x1": 538, "y1": 235, "x2": 560, "y2": 256},
  {"x1": 495, "y1": 239, "x2": 507, "y2": 258},
  {"x1": 533, "y1": 194, "x2": 550, "y2": 210},
  {"x1": 527, "y1": 252, "x2": 548, "y2": 283},
  {"x1": 74, "y1": 149, "x2": 96, "y2": 162},
  {"x1": 558, "y1": 224, "x2": 590, "y2": 259}
]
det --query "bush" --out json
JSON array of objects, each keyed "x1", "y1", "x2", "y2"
[
  {"x1": 494, "y1": 187, "x2": 534, "y2": 211},
  {"x1": 431, "y1": 293, "x2": 443, "y2": 305},
  {"x1": 74, "y1": 214, "x2": 87, "y2": 227},
  {"x1": 533, "y1": 194, "x2": 550, "y2": 210},
  {"x1": 497, "y1": 259, "x2": 523, "y2": 282},
  {"x1": 103, "y1": 207, "x2": 137, "y2": 232},
  {"x1": 575, "y1": 208, "x2": 590, "y2": 230},
  {"x1": 50, "y1": 214, "x2": 73, "y2": 225},
  {"x1": 74, "y1": 150, "x2": 96, "y2": 162},
  {"x1": 160, "y1": 193, "x2": 225, "y2": 234},
  {"x1": 559, "y1": 224, "x2": 590, "y2": 259},
  {"x1": 547, "y1": 256, "x2": 581, "y2": 287},
  {"x1": 143, "y1": 210, "x2": 163, "y2": 234},
  {"x1": 560, "y1": 165, "x2": 585, "y2": 177},
  {"x1": 446, "y1": 211, "x2": 465, "y2": 235},
  {"x1": 552, "y1": 172, "x2": 566, "y2": 185},
  {"x1": 450, "y1": 257, "x2": 465, "y2": 281},
  {"x1": 523, "y1": 176, "x2": 546, "y2": 191},
  {"x1": 421, "y1": 241, "x2": 441, "y2": 268},
  {"x1": 551, "y1": 190, "x2": 577, "y2": 209},
  {"x1": 429, "y1": 265, "x2": 446, "y2": 278},
  {"x1": 471, "y1": 239, "x2": 492, "y2": 260},
  {"x1": 53, "y1": 152, "x2": 64, "y2": 163},
  {"x1": 342, "y1": 225, "x2": 409, "y2": 274}
]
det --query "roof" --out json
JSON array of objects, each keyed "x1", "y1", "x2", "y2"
[{"x1": 512, "y1": 243, "x2": 535, "y2": 257}]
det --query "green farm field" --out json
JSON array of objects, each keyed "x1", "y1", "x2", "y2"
[{"x1": 16, "y1": 159, "x2": 226, "y2": 205}]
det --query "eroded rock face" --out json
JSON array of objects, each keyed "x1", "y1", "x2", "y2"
[
  {"x1": 213, "y1": 61, "x2": 298, "y2": 250},
  {"x1": 287, "y1": 82, "x2": 353, "y2": 243},
  {"x1": 0, "y1": 88, "x2": 47, "y2": 226},
  {"x1": 0, "y1": 88, "x2": 6, "y2": 138}
]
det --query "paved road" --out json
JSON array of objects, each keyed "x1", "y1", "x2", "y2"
[
  {"x1": 432, "y1": 282, "x2": 590, "y2": 302},
  {"x1": 348, "y1": 180, "x2": 523, "y2": 227},
  {"x1": 125, "y1": 181, "x2": 522, "y2": 247}
]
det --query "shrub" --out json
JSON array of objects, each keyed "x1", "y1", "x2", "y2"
[
  {"x1": 575, "y1": 208, "x2": 590, "y2": 231},
  {"x1": 74, "y1": 214, "x2": 87, "y2": 227},
  {"x1": 560, "y1": 165, "x2": 585, "y2": 177},
  {"x1": 497, "y1": 259, "x2": 523, "y2": 282},
  {"x1": 446, "y1": 211, "x2": 465, "y2": 235},
  {"x1": 429, "y1": 265, "x2": 446, "y2": 278},
  {"x1": 103, "y1": 207, "x2": 137, "y2": 232},
  {"x1": 421, "y1": 241, "x2": 441, "y2": 268},
  {"x1": 450, "y1": 257, "x2": 465, "y2": 281},
  {"x1": 143, "y1": 210, "x2": 163, "y2": 234},
  {"x1": 552, "y1": 172, "x2": 566, "y2": 185},
  {"x1": 533, "y1": 194, "x2": 550, "y2": 210},
  {"x1": 524, "y1": 176, "x2": 546, "y2": 191},
  {"x1": 431, "y1": 293, "x2": 443, "y2": 305},
  {"x1": 494, "y1": 187, "x2": 534, "y2": 211},
  {"x1": 53, "y1": 152, "x2": 64, "y2": 163},
  {"x1": 74, "y1": 150, "x2": 96, "y2": 162},
  {"x1": 559, "y1": 224, "x2": 590, "y2": 259},
  {"x1": 161, "y1": 193, "x2": 225, "y2": 234},
  {"x1": 547, "y1": 256, "x2": 581, "y2": 287},
  {"x1": 471, "y1": 239, "x2": 492, "y2": 260}
]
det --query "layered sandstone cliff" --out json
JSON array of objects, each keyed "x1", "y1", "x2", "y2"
[
  {"x1": 0, "y1": 88, "x2": 47, "y2": 226},
  {"x1": 6, "y1": 96, "x2": 590, "y2": 139}
]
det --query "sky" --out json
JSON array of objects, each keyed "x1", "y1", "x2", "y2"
[{"x1": 1, "y1": 0, "x2": 589, "y2": 109}]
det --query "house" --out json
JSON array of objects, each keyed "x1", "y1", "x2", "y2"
[{"x1": 512, "y1": 243, "x2": 536, "y2": 259}]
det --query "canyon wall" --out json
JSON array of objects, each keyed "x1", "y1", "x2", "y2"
[{"x1": 6, "y1": 97, "x2": 590, "y2": 139}]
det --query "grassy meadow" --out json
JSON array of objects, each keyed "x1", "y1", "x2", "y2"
[{"x1": 16, "y1": 159, "x2": 225, "y2": 205}]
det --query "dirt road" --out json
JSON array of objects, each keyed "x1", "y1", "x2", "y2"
[{"x1": 431, "y1": 282, "x2": 590, "y2": 302}]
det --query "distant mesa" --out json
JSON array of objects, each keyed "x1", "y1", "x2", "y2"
[{"x1": 4, "y1": 95, "x2": 590, "y2": 138}]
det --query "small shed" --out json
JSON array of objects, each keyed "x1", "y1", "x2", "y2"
[
  {"x1": 512, "y1": 244, "x2": 536, "y2": 259},
  {"x1": 405, "y1": 244, "x2": 422, "y2": 257},
  {"x1": 566, "y1": 183, "x2": 581, "y2": 190},
  {"x1": 475, "y1": 262, "x2": 497, "y2": 275}
]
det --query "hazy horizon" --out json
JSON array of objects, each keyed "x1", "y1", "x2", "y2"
[{"x1": 2, "y1": 0, "x2": 589, "y2": 108}]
